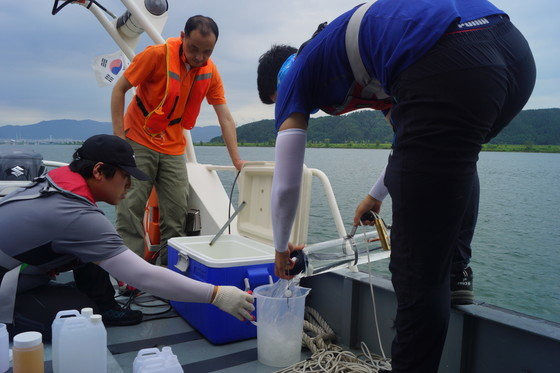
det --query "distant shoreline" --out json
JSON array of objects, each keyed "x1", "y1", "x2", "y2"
[
  {"x1": 198, "y1": 142, "x2": 560, "y2": 153},
  {"x1": 2, "y1": 141, "x2": 559, "y2": 153}
]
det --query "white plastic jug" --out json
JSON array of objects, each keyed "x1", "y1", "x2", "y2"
[
  {"x1": 51, "y1": 309, "x2": 82, "y2": 373},
  {"x1": 0, "y1": 323, "x2": 9, "y2": 373},
  {"x1": 53, "y1": 310, "x2": 107, "y2": 373},
  {"x1": 81, "y1": 307, "x2": 93, "y2": 319},
  {"x1": 89, "y1": 314, "x2": 107, "y2": 373},
  {"x1": 252, "y1": 284, "x2": 311, "y2": 367},
  {"x1": 133, "y1": 347, "x2": 183, "y2": 373}
]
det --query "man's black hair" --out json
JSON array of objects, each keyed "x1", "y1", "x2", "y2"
[
  {"x1": 257, "y1": 45, "x2": 297, "y2": 104},
  {"x1": 69, "y1": 150, "x2": 117, "y2": 179},
  {"x1": 184, "y1": 15, "x2": 219, "y2": 40}
]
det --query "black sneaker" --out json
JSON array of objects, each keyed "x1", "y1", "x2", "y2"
[
  {"x1": 118, "y1": 284, "x2": 140, "y2": 297},
  {"x1": 451, "y1": 266, "x2": 474, "y2": 305},
  {"x1": 101, "y1": 306, "x2": 143, "y2": 326}
]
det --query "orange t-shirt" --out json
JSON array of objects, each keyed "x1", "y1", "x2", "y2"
[{"x1": 123, "y1": 42, "x2": 226, "y2": 155}]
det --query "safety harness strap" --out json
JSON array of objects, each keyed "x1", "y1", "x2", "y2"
[
  {"x1": 0, "y1": 188, "x2": 55, "y2": 207},
  {"x1": 135, "y1": 95, "x2": 150, "y2": 117},
  {"x1": 345, "y1": 1, "x2": 390, "y2": 100},
  {"x1": 0, "y1": 265, "x2": 20, "y2": 323},
  {"x1": 0, "y1": 175, "x2": 76, "y2": 324},
  {"x1": 0, "y1": 246, "x2": 47, "y2": 323},
  {"x1": 136, "y1": 94, "x2": 183, "y2": 127}
]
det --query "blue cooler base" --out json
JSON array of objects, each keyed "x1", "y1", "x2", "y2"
[{"x1": 168, "y1": 244, "x2": 276, "y2": 345}]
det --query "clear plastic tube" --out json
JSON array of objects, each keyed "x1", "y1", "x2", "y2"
[{"x1": 296, "y1": 230, "x2": 384, "y2": 277}]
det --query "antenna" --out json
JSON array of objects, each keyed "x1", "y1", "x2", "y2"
[{"x1": 52, "y1": 1, "x2": 116, "y2": 19}]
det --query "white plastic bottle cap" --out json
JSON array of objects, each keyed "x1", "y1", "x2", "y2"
[
  {"x1": 0, "y1": 323, "x2": 7, "y2": 334},
  {"x1": 81, "y1": 308, "x2": 94, "y2": 318},
  {"x1": 90, "y1": 314, "x2": 102, "y2": 324},
  {"x1": 13, "y1": 332, "x2": 42, "y2": 348}
]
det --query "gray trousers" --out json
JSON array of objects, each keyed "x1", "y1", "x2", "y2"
[{"x1": 116, "y1": 140, "x2": 189, "y2": 265}]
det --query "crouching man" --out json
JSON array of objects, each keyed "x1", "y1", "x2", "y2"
[{"x1": 0, "y1": 134, "x2": 253, "y2": 341}]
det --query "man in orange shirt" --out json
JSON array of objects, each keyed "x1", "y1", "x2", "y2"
[{"x1": 111, "y1": 15, "x2": 243, "y2": 265}]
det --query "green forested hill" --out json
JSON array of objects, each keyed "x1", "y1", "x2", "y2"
[
  {"x1": 210, "y1": 108, "x2": 560, "y2": 145},
  {"x1": 489, "y1": 108, "x2": 560, "y2": 145}
]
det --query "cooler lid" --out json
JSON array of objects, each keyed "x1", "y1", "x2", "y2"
[
  {"x1": 168, "y1": 235, "x2": 275, "y2": 268},
  {"x1": 236, "y1": 162, "x2": 312, "y2": 247}
]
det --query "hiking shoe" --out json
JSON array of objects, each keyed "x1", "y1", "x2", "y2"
[
  {"x1": 451, "y1": 266, "x2": 474, "y2": 305},
  {"x1": 101, "y1": 306, "x2": 143, "y2": 326}
]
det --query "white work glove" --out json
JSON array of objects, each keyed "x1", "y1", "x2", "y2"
[{"x1": 211, "y1": 286, "x2": 255, "y2": 321}]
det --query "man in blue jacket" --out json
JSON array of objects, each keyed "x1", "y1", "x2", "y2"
[{"x1": 257, "y1": 1, "x2": 535, "y2": 371}]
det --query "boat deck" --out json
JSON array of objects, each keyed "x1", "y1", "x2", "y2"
[
  {"x1": 105, "y1": 312, "x2": 282, "y2": 373},
  {"x1": 7, "y1": 270, "x2": 560, "y2": 372},
  {"x1": 6, "y1": 272, "x2": 306, "y2": 373},
  {"x1": 8, "y1": 304, "x2": 302, "y2": 373},
  {"x1": 8, "y1": 314, "x2": 287, "y2": 372}
]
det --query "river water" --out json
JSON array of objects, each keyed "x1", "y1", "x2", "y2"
[{"x1": 2, "y1": 144, "x2": 559, "y2": 323}]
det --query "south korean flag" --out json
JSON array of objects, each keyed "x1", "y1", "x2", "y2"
[{"x1": 92, "y1": 51, "x2": 130, "y2": 87}]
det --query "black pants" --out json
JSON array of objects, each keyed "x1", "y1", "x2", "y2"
[
  {"x1": 7, "y1": 263, "x2": 117, "y2": 342},
  {"x1": 452, "y1": 170, "x2": 479, "y2": 275},
  {"x1": 385, "y1": 18, "x2": 535, "y2": 372}
]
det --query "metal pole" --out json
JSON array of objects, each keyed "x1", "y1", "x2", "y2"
[
  {"x1": 120, "y1": 0, "x2": 165, "y2": 44},
  {"x1": 87, "y1": 4, "x2": 136, "y2": 61},
  {"x1": 209, "y1": 201, "x2": 247, "y2": 246}
]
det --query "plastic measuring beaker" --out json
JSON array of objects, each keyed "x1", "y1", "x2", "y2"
[{"x1": 252, "y1": 284, "x2": 310, "y2": 367}]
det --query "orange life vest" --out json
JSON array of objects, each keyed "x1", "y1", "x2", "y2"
[{"x1": 135, "y1": 37, "x2": 214, "y2": 136}]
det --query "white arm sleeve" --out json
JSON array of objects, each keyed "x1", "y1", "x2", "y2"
[
  {"x1": 99, "y1": 249, "x2": 213, "y2": 303},
  {"x1": 271, "y1": 128, "x2": 307, "y2": 252},
  {"x1": 369, "y1": 165, "x2": 389, "y2": 201}
]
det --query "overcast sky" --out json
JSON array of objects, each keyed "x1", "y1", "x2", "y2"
[{"x1": 0, "y1": 0, "x2": 558, "y2": 127}]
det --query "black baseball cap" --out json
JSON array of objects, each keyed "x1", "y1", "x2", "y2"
[{"x1": 77, "y1": 134, "x2": 150, "y2": 181}]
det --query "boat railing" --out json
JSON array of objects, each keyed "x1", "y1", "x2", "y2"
[{"x1": 43, "y1": 161, "x2": 68, "y2": 168}]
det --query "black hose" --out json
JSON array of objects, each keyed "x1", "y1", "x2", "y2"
[
  {"x1": 51, "y1": 0, "x2": 73, "y2": 15},
  {"x1": 227, "y1": 170, "x2": 241, "y2": 234},
  {"x1": 52, "y1": 0, "x2": 116, "y2": 19}
]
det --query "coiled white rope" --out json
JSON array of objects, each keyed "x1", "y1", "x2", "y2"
[
  {"x1": 274, "y1": 306, "x2": 391, "y2": 372},
  {"x1": 360, "y1": 225, "x2": 387, "y2": 359}
]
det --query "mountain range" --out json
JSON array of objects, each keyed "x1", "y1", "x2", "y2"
[
  {"x1": 1, "y1": 107, "x2": 559, "y2": 145},
  {"x1": 210, "y1": 108, "x2": 560, "y2": 146},
  {"x1": 0, "y1": 120, "x2": 222, "y2": 143}
]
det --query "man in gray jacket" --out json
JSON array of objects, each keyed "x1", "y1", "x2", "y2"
[{"x1": 0, "y1": 135, "x2": 253, "y2": 341}]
